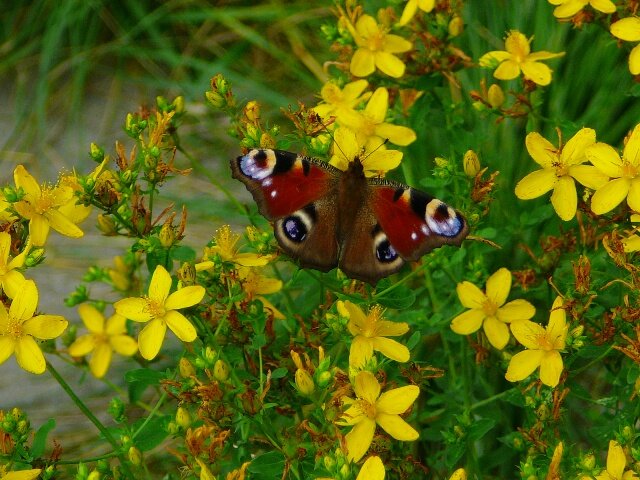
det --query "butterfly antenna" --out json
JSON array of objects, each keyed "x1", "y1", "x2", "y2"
[
  {"x1": 361, "y1": 137, "x2": 389, "y2": 163},
  {"x1": 318, "y1": 117, "x2": 351, "y2": 161}
]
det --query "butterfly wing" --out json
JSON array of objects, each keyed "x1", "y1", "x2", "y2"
[
  {"x1": 230, "y1": 149, "x2": 341, "y2": 272},
  {"x1": 369, "y1": 180, "x2": 468, "y2": 261}
]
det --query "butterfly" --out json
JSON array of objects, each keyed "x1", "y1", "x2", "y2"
[{"x1": 230, "y1": 148, "x2": 468, "y2": 285}]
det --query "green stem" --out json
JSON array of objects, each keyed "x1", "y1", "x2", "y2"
[
  {"x1": 132, "y1": 391, "x2": 167, "y2": 440},
  {"x1": 469, "y1": 387, "x2": 516, "y2": 411},
  {"x1": 47, "y1": 361, "x2": 133, "y2": 478},
  {"x1": 572, "y1": 344, "x2": 615, "y2": 375}
]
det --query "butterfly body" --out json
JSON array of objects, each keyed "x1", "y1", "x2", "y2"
[{"x1": 231, "y1": 149, "x2": 468, "y2": 285}]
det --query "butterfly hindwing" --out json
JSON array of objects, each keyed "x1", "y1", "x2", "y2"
[
  {"x1": 369, "y1": 181, "x2": 468, "y2": 262},
  {"x1": 231, "y1": 149, "x2": 341, "y2": 272}
]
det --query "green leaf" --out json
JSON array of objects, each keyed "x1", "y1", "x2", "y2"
[
  {"x1": 270, "y1": 367, "x2": 288, "y2": 379},
  {"x1": 170, "y1": 245, "x2": 196, "y2": 262},
  {"x1": 133, "y1": 415, "x2": 170, "y2": 451},
  {"x1": 247, "y1": 451, "x2": 286, "y2": 479},
  {"x1": 468, "y1": 417, "x2": 496, "y2": 441},
  {"x1": 375, "y1": 283, "x2": 416, "y2": 309},
  {"x1": 125, "y1": 368, "x2": 165, "y2": 402},
  {"x1": 31, "y1": 418, "x2": 56, "y2": 458}
]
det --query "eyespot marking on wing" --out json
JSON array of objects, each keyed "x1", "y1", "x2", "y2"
[{"x1": 426, "y1": 199, "x2": 465, "y2": 237}]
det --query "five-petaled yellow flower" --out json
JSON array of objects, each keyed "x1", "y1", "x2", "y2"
[
  {"x1": 479, "y1": 30, "x2": 564, "y2": 86},
  {"x1": 505, "y1": 296, "x2": 567, "y2": 388},
  {"x1": 196, "y1": 225, "x2": 272, "y2": 271},
  {"x1": 595, "y1": 440, "x2": 639, "y2": 480},
  {"x1": 349, "y1": 14, "x2": 413, "y2": 78},
  {"x1": 548, "y1": 0, "x2": 615, "y2": 19},
  {"x1": 330, "y1": 127, "x2": 403, "y2": 177},
  {"x1": 611, "y1": 17, "x2": 640, "y2": 75},
  {"x1": 340, "y1": 370, "x2": 419, "y2": 462},
  {"x1": 515, "y1": 128, "x2": 608, "y2": 221},
  {"x1": 586, "y1": 124, "x2": 640, "y2": 215},
  {"x1": 398, "y1": 0, "x2": 435, "y2": 26},
  {"x1": 340, "y1": 87, "x2": 417, "y2": 148},
  {"x1": 13, "y1": 165, "x2": 89, "y2": 246},
  {"x1": 68, "y1": 304, "x2": 138, "y2": 378},
  {"x1": 237, "y1": 266, "x2": 284, "y2": 320},
  {"x1": 451, "y1": 268, "x2": 535, "y2": 350},
  {"x1": 114, "y1": 265, "x2": 205, "y2": 360},
  {"x1": 313, "y1": 80, "x2": 371, "y2": 122},
  {"x1": 338, "y1": 300, "x2": 410, "y2": 367},
  {"x1": 0, "y1": 232, "x2": 29, "y2": 299},
  {"x1": 0, "y1": 279, "x2": 68, "y2": 374}
]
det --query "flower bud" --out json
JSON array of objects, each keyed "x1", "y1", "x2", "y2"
[
  {"x1": 295, "y1": 369, "x2": 315, "y2": 396},
  {"x1": 175, "y1": 407, "x2": 192, "y2": 428},
  {"x1": 581, "y1": 453, "x2": 596, "y2": 470},
  {"x1": 463, "y1": 150, "x2": 480, "y2": 177},
  {"x1": 488, "y1": 84, "x2": 505, "y2": 108},
  {"x1": 214, "y1": 359, "x2": 230, "y2": 381},
  {"x1": 128, "y1": 446, "x2": 142, "y2": 466},
  {"x1": 434, "y1": 156, "x2": 449, "y2": 168},
  {"x1": 159, "y1": 223, "x2": 176, "y2": 248},
  {"x1": 448, "y1": 16, "x2": 464, "y2": 37},
  {"x1": 244, "y1": 101, "x2": 260, "y2": 123},
  {"x1": 88, "y1": 470, "x2": 101, "y2": 480},
  {"x1": 90, "y1": 143, "x2": 105, "y2": 162},
  {"x1": 97, "y1": 214, "x2": 118, "y2": 236},
  {"x1": 179, "y1": 357, "x2": 196, "y2": 377}
]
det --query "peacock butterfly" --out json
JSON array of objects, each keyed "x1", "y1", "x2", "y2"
[{"x1": 230, "y1": 148, "x2": 468, "y2": 285}]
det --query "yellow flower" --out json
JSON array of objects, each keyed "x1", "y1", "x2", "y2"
[
  {"x1": 196, "y1": 225, "x2": 272, "y2": 271},
  {"x1": 610, "y1": 17, "x2": 640, "y2": 75},
  {"x1": 0, "y1": 232, "x2": 29, "y2": 299},
  {"x1": 13, "y1": 165, "x2": 87, "y2": 246},
  {"x1": 595, "y1": 440, "x2": 639, "y2": 480},
  {"x1": 479, "y1": 30, "x2": 564, "y2": 86},
  {"x1": 340, "y1": 371, "x2": 419, "y2": 462},
  {"x1": 0, "y1": 469, "x2": 42, "y2": 480},
  {"x1": 0, "y1": 279, "x2": 68, "y2": 374},
  {"x1": 548, "y1": 0, "x2": 616, "y2": 18},
  {"x1": 313, "y1": 80, "x2": 371, "y2": 122},
  {"x1": 451, "y1": 268, "x2": 536, "y2": 350},
  {"x1": 356, "y1": 456, "x2": 385, "y2": 480},
  {"x1": 505, "y1": 296, "x2": 567, "y2": 388},
  {"x1": 340, "y1": 87, "x2": 417, "y2": 148},
  {"x1": 68, "y1": 305, "x2": 138, "y2": 378},
  {"x1": 586, "y1": 124, "x2": 640, "y2": 215},
  {"x1": 114, "y1": 265, "x2": 205, "y2": 360},
  {"x1": 330, "y1": 127, "x2": 403, "y2": 177},
  {"x1": 237, "y1": 267, "x2": 284, "y2": 319},
  {"x1": 338, "y1": 300, "x2": 409, "y2": 367},
  {"x1": 349, "y1": 14, "x2": 413, "y2": 78},
  {"x1": 623, "y1": 214, "x2": 640, "y2": 252},
  {"x1": 449, "y1": 469, "x2": 467, "y2": 480},
  {"x1": 108, "y1": 255, "x2": 134, "y2": 292},
  {"x1": 398, "y1": 0, "x2": 435, "y2": 26},
  {"x1": 515, "y1": 129, "x2": 608, "y2": 221}
]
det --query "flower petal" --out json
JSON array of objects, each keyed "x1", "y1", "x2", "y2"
[
  {"x1": 483, "y1": 316, "x2": 510, "y2": 350},
  {"x1": 15, "y1": 336, "x2": 46, "y2": 374},
  {"x1": 539, "y1": 351, "x2": 563, "y2": 387},
  {"x1": 351, "y1": 48, "x2": 376, "y2": 77},
  {"x1": 590, "y1": 0, "x2": 616, "y2": 13},
  {"x1": 562, "y1": 128, "x2": 595, "y2": 166},
  {"x1": 78, "y1": 304, "x2": 105, "y2": 333},
  {"x1": 568, "y1": 165, "x2": 609, "y2": 190},
  {"x1": 374, "y1": 51, "x2": 406, "y2": 78},
  {"x1": 0, "y1": 336, "x2": 16, "y2": 365},
  {"x1": 376, "y1": 385, "x2": 419, "y2": 414},
  {"x1": 384, "y1": 35, "x2": 412, "y2": 53},
  {"x1": 485, "y1": 268, "x2": 511, "y2": 307},
  {"x1": 505, "y1": 349, "x2": 544, "y2": 383},
  {"x1": 372, "y1": 336, "x2": 410, "y2": 362},
  {"x1": 350, "y1": 336, "x2": 374, "y2": 367},
  {"x1": 376, "y1": 413, "x2": 419, "y2": 440},
  {"x1": 165, "y1": 286, "x2": 205, "y2": 310},
  {"x1": 345, "y1": 418, "x2": 376, "y2": 461},
  {"x1": 68, "y1": 335, "x2": 96, "y2": 357},
  {"x1": 374, "y1": 123, "x2": 417, "y2": 146},
  {"x1": 149, "y1": 265, "x2": 172, "y2": 304},
  {"x1": 451, "y1": 309, "x2": 485, "y2": 335},
  {"x1": 611, "y1": 17, "x2": 640, "y2": 42},
  {"x1": 23, "y1": 315, "x2": 68, "y2": 340},
  {"x1": 547, "y1": 296, "x2": 567, "y2": 348},
  {"x1": 2, "y1": 270, "x2": 26, "y2": 299},
  {"x1": 10, "y1": 280, "x2": 38, "y2": 322},
  {"x1": 110, "y1": 335, "x2": 138, "y2": 356},
  {"x1": 526, "y1": 132, "x2": 557, "y2": 168},
  {"x1": 138, "y1": 319, "x2": 167, "y2": 360},
  {"x1": 456, "y1": 281, "x2": 486, "y2": 309},
  {"x1": 164, "y1": 310, "x2": 197, "y2": 343},
  {"x1": 628, "y1": 179, "x2": 640, "y2": 212},
  {"x1": 493, "y1": 59, "x2": 520, "y2": 80},
  {"x1": 14, "y1": 165, "x2": 42, "y2": 199},
  {"x1": 354, "y1": 371, "x2": 381, "y2": 404},
  {"x1": 623, "y1": 124, "x2": 640, "y2": 167},
  {"x1": 591, "y1": 178, "x2": 630, "y2": 215},
  {"x1": 365, "y1": 88, "x2": 389, "y2": 123},
  {"x1": 606, "y1": 440, "x2": 627, "y2": 479},
  {"x1": 105, "y1": 313, "x2": 128, "y2": 336},
  {"x1": 520, "y1": 60, "x2": 553, "y2": 86},
  {"x1": 497, "y1": 299, "x2": 536, "y2": 323},
  {"x1": 510, "y1": 320, "x2": 546, "y2": 349},
  {"x1": 629, "y1": 44, "x2": 640, "y2": 75},
  {"x1": 356, "y1": 456, "x2": 385, "y2": 480},
  {"x1": 45, "y1": 209, "x2": 84, "y2": 238},
  {"x1": 550, "y1": 175, "x2": 577, "y2": 221},
  {"x1": 586, "y1": 143, "x2": 623, "y2": 177},
  {"x1": 114, "y1": 298, "x2": 153, "y2": 322},
  {"x1": 515, "y1": 169, "x2": 557, "y2": 199},
  {"x1": 89, "y1": 342, "x2": 112, "y2": 378},
  {"x1": 375, "y1": 319, "x2": 409, "y2": 337}
]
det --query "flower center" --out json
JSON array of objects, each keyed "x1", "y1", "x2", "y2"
[
  {"x1": 146, "y1": 298, "x2": 166, "y2": 319},
  {"x1": 356, "y1": 399, "x2": 377, "y2": 419},
  {"x1": 622, "y1": 160, "x2": 638, "y2": 178},
  {"x1": 365, "y1": 31, "x2": 385, "y2": 52},
  {"x1": 482, "y1": 299, "x2": 498, "y2": 316},
  {"x1": 535, "y1": 332, "x2": 556, "y2": 351},
  {"x1": 33, "y1": 188, "x2": 57, "y2": 214},
  {"x1": 5, "y1": 317, "x2": 23, "y2": 338},
  {"x1": 552, "y1": 161, "x2": 568, "y2": 177}
]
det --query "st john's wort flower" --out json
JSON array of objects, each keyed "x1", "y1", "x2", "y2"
[
  {"x1": 611, "y1": 17, "x2": 640, "y2": 75},
  {"x1": 548, "y1": 0, "x2": 616, "y2": 19}
]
